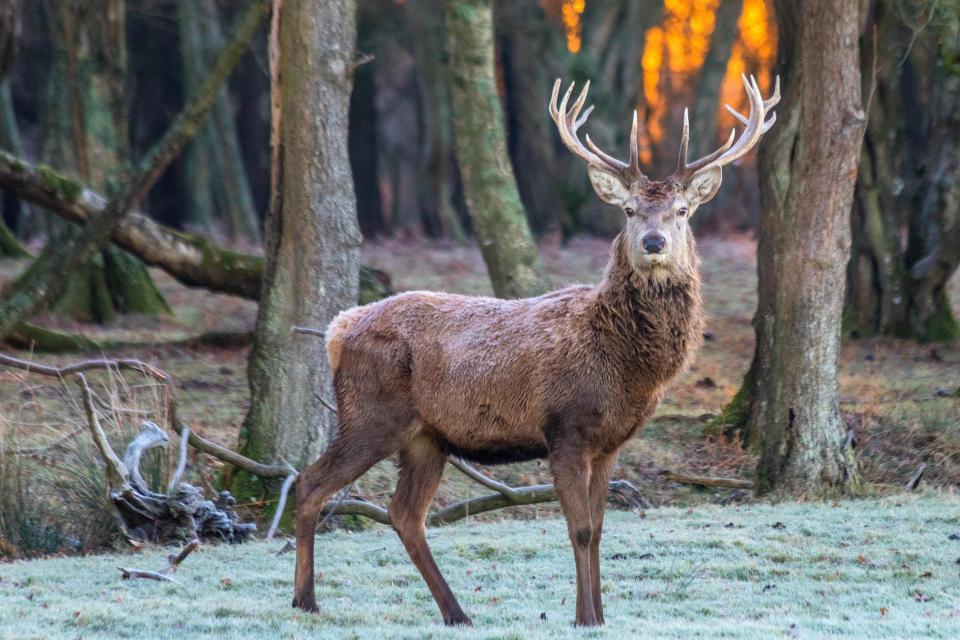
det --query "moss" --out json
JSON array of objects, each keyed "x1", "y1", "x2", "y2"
[
  {"x1": 920, "y1": 294, "x2": 960, "y2": 342},
  {"x1": 6, "y1": 321, "x2": 104, "y2": 352},
  {"x1": 36, "y1": 164, "x2": 84, "y2": 204},
  {"x1": 102, "y1": 245, "x2": 172, "y2": 316},
  {"x1": 0, "y1": 219, "x2": 29, "y2": 258}
]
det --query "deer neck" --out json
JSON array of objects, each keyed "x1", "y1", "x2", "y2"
[{"x1": 590, "y1": 232, "x2": 704, "y2": 385}]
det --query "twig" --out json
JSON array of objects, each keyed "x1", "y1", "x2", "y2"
[
  {"x1": 273, "y1": 538, "x2": 295, "y2": 556},
  {"x1": 167, "y1": 425, "x2": 190, "y2": 494},
  {"x1": 164, "y1": 539, "x2": 200, "y2": 574},
  {"x1": 0, "y1": 353, "x2": 296, "y2": 479},
  {"x1": 316, "y1": 483, "x2": 357, "y2": 530},
  {"x1": 76, "y1": 373, "x2": 130, "y2": 493},
  {"x1": 292, "y1": 326, "x2": 325, "y2": 338},
  {"x1": 658, "y1": 469, "x2": 753, "y2": 490},
  {"x1": 123, "y1": 420, "x2": 170, "y2": 493},
  {"x1": 118, "y1": 567, "x2": 176, "y2": 583},
  {"x1": 905, "y1": 462, "x2": 927, "y2": 491},
  {"x1": 449, "y1": 457, "x2": 522, "y2": 500},
  {"x1": 266, "y1": 471, "x2": 298, "y2": 540}
]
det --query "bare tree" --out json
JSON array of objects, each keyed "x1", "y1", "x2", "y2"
[{"x1": 238, "y1": 0, "x2": 361, "y2": 484}]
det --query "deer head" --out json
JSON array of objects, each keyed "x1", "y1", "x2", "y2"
[{"x1": 550, "y1": 74, "x2": 780, "y2": 273}]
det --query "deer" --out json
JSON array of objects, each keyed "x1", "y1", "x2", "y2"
[{"x1": 291, "y1": 74, "x2": 779, "y2": 627}]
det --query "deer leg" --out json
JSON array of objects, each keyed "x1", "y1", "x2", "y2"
[
  {"x1": 390, "y1": 434, "x2": 472, "y2": 626},
  {"x1": 587, "y1": 453, "x2": 616, "y2": 624},
  {"x1": 292, "y1": 431, "x2": 400, "y2": 613},
  {"x1": 550, "y1": 448, "x2": 600, "y2": 627}
]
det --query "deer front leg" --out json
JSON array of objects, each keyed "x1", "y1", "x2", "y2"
[
  {"x1": 550, "y1": 448, "x2": 600, "y2": 627},
  {"x1": 587, "y1": 453, "x2": 616, "y2": 624}
]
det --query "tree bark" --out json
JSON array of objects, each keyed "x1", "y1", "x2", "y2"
[
  {"x1": 495, "y1": 0, "x2": 564, "y2": 235},
  {"x1": 238, "y1": 0, "x2": 361, "y2": 487},
  {"x1": 445, "y1": 0, "x2": 549, "y2": 299},
  {"x1": 44, "y1": 0, "x2": 170, "y2": 322},
  {"x1": 0, "y1": 0, "x2": 267, "y2": 340},
  {"x1": 0, "y1": 151, "x2": 391, "y2": 303},
  {"x1": 845, "y1": 3, "x2": 960, "y2": 342},
  {"x1": 732, "y1": 0, "x2": 865, "y2": 496}
]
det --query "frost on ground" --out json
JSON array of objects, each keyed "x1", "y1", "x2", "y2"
[{"x1": 2, "y1": 495, "x2": 959, "y2": 639}]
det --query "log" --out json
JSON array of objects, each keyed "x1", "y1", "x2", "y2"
[
  {"x1": 0, "y1": 151, "x2": 393, "y2": 303},
  {"x1": 658, "y1": 469, "x2": 753, "y2": 490}
]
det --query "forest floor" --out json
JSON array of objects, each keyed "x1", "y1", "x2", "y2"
[
  {"x1": 2, "y1": 495, "x2": 960, "y2": 639},
  {"x1": 1, "y1": 234, "x2": 958, "y2": 520}
]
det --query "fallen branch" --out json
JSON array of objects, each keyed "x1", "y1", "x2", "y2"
[
  {"x1": 0, "y1": 353, "x2": 294, "y2": 479},
  {"x1": 266, "y1": 471, "x2": 298, "y2": 540},
  {"x1": 0, "y1": 0, "x2": 270, "y2": 339},
  {"x1": 167, "y1": 425, "x2": 190, "y2": 494},
  {"x1": 165, "y1": 539, "x2": 201, "y2": 574},
  {"x1": 119, "y1": 567, "x2": 176, "y2": 582},
  {"x1": 658, "y1": 469, "x2": 753, "y2": 490},
  {"x1": 905, "y1": 462, "x2": 927, "y2": 491},
  {"x1": 0, "y1": 153, "x2": 391, "y2": 303}
]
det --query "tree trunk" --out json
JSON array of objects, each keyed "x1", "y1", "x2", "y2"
[
  {"x1": 238, "y1": 0, "x2": 361, "y2": 488},
  {"x1": 445, "y1": 0, "x2": 549, "y2": 299},
  {"x1": 410, "y1": 0, "x2": 466, "y2": 241},
  {"x1": 47, "y1": 0, "x2": 170, "y2": 321},
  {"x1": 732, "y1": 0, "x2": 866, "y2": 496},
  {"x1": 845, "y1": 3, "x2": 960, "y2": 342},
  {"x1": 495, "y1": 0, "x2": 564, "y2": 235},
  {"x1": 0, "y1": 0, "x2": 267, "y2": 340}
]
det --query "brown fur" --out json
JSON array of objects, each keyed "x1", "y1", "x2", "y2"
[{"x1": 292, "y1": 226, "x2": 705, "y2": 626}]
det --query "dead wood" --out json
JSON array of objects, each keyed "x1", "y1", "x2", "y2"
[
  {"x1": 75, "y1": 374, "x2": 256, "y2": 544},
  {"x1": 658, "y1": 469, "x2": 753, "y2": 490},
  {"x1": 906, "y1": 462, "x2": 927, "y2": 491},
  {"x1": 118, "y1": 567, "x2": 176, "y2": 582}
]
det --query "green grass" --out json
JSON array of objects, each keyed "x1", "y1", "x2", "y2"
[{"x1": 3, "y1": 495, "x2": 960, "y2": 639}]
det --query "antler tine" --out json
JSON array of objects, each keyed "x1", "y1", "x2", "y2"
[
  {"x1": 673, "y1": 73, "x2": 779, "y2": 181},
  {"x1": 628, "y1": 110, "x2": 640, "y2": 173},
  {"x1": 676, "y1": 108, "x2": 690, "y2": 173},
  {"x1": 549, "y1": 78, "x2": 643, "y2": 180}
]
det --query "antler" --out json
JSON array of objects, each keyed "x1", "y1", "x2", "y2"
[
  {"x1": 672, "y1": 74, "x2": 781, "y2": 182},
  {"x1": 549, "y1": 79, "x2": 646, "y2": 183}
]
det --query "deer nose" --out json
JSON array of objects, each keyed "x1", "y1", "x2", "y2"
[{"x1": 642, "y1": 233, "x2": 666, "y2": 254}]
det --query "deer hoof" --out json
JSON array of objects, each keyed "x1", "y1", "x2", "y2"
[{"x1": 444, "y1": 614, "x2": 473, "y2": 627}]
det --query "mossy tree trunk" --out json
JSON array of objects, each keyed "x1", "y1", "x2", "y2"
[
  {"x1": 729, "y1": 0, "x2": 865, "y2": 496},
  {"x1": 178, "y1": 0, "x2": 261, "y2": 242},
  {"x1": 445, "y1": 0, "x2": 549, "y2": 299},
  {"x1": 238, "y1": 0, "x2": 361, "y2": 489},
  {"x1": 0, "y1": 0, "x2": 268, "y2": 340},
  {"x1": 48, "y1": 0, "x2": 169, "y2": 322},
  {"x1": 845, "y1": 3, "x2": 960, "y2": 343},
  {"x1": 0, "y1": 0, "x2": 27, "y2": 257}
]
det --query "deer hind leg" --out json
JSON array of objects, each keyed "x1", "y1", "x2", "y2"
[
  {"x1": 587, "y1": 453, "x2": 616, "y2": 624},
  {"x1": 390, "y1": 433, "x2": 472, "y2": 626},
  {"x1": 549, "y1": 446, "x2": 600, "y2": 627},
  {"x1": 292, "y1": 425, "x2": 405, "y2": 613}
]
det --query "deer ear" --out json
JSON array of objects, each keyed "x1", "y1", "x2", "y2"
[
  {"x1": 684, "y1": 166, "x2": 723, "y2": 205},
  {"x1": 587, "y1": 165, "x2": 630, "y2": 206}
]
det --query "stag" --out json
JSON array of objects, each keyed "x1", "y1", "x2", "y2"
[{"x1": 292, "y1": 74, "x2": 779, "y2": 626}]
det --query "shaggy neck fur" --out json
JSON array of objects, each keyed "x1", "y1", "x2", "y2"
[{"x1": 589, "y1": 231, "x2": 705, "y2": 389}]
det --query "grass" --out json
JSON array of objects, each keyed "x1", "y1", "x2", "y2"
[{"x1": 3, "y1": 495, "x2": 960, "y2": 639}]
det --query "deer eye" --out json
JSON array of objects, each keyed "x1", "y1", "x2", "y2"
[
  {"x1": 678, "y1": 207, "x2": 689, "y2": 217},
  {"x1": 624, "y1": 207, "x2": 635, "y2": 218}
]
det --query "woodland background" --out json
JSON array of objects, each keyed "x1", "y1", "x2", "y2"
[{"x1": 0, "y1": 0, "x2": 957, "y2": 587}]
